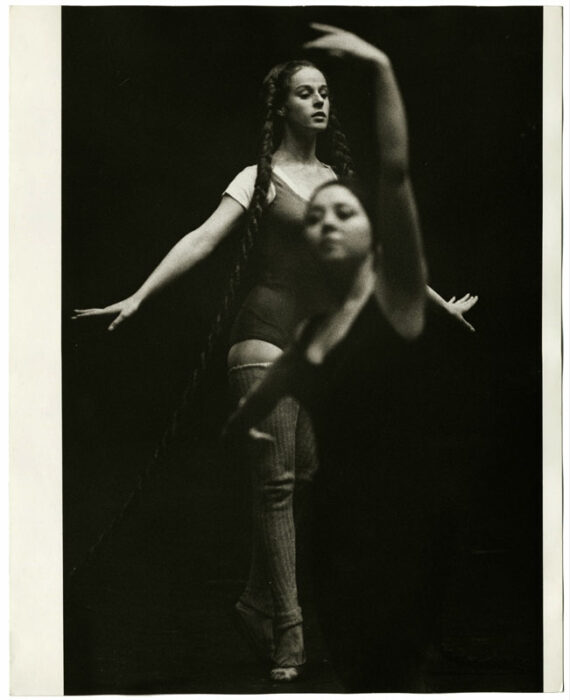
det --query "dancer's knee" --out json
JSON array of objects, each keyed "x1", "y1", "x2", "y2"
[{"x1": 260, "y1": 472, "x2": 295, "y2": 509}]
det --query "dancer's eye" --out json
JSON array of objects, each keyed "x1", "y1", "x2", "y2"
[
  {"x1": 335, "y1": 205, "x2": 354, "y2": 220},
  {"x1": 305, "y1": 210, "x2": 323, "y2": 226}
]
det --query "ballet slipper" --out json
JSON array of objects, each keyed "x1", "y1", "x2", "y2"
[
  {"x1": 270, "y1": 622, "x2": 305, "y2": 682},
  {"x1": 270, "y1": 666, "x2": 302, "y2": 682},
  {"x1": 231, "y1": 601, "x2": 274, "y2": 663}
]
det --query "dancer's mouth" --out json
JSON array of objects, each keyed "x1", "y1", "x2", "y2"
[{"x1": 319, "y1": 233, "x2": 343, "y2": 252}]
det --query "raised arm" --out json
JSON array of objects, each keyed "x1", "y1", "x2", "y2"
[
  {"x1": 305, "y1": 24, "x2": 427, "y2": 339},
  {"x1": 370, "y1": 55, "x2": 427, "y2": 339},
  {"x1": 72, "y1": 194, "x2": 244, "y2": 330}
]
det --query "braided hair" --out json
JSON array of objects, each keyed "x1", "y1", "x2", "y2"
[
  {"x1": 177, "y1": 60, "x2": 357, "y2": 442},
  {"x1": 246, "y1": 60, "x2": 355, "y2": 252},
  {"x1": 184, "y1": 60, "x2": 356, "y2": 394},
  {"x1": 158, "y1": 60, "x2": 356, "y2": 441},
  {"x1": 190, "y1": 59, "x2": 357, "y2": 428}
]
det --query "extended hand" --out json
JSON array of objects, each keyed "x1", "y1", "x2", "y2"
[
  {"x1": 221, "y1": 396, "x2": 276, "y2": 444},
  {"x1": 446, "y1": 293, "x2": 478, "y2": 332},
  {"x1": 72, "y1": 296, "x2": 141, "y2": 332},
  {"x1": 304, "y1": 23, "x2": 389, "y2": 67},
  {"x1": 222, "y1": 419, "x2": 275, "y2": 445}
]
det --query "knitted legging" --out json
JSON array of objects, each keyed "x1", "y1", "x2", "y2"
[{"x1": 228, "y1": 363, "x2": 318, "y2": 631}]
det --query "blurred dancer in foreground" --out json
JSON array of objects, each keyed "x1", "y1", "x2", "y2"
[{"x1": 226, "y1": 23, "x2": 462, "y2": 691}]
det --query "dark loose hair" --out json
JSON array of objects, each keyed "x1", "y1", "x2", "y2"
[
  {"x1": 307, "y1": 176, "x2": 374, "y2": 237},
  {"x1": 308, "y1": 176, "x2": 370, "y2": 210}
]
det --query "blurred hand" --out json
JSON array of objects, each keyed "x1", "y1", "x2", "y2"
[
  {"x1": 304, "y1": 23, "x2": 389, "y2": 67},
  {"x1": 221, "y1": 398, "x2": 276, "y2": 445},
  {"x1": 248, "y1": 427, "x2": 276, "y2": 443}
]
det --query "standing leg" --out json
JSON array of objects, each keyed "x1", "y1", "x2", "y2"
[
  {"x1": 292, "y1": 407, "x2": 319, "y2": 597},
  {"x1": 228, "y1": 364, "x2": 305, "y2": 680}
]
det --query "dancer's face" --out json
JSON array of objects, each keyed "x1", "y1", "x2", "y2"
[
  {"x1": 282, "y1": 67, "x2": 329, "y2": 132},
  {"x1": 304, "y1": 184, "x2": 373, "y2": 265}
]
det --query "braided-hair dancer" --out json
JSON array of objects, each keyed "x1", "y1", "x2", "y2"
[
  {"x1": 73, "y1": 37, "x2": 476, "y2": 682},
  {"x1": 73, "y1": 55, "x2": 355, "y2": 682}
]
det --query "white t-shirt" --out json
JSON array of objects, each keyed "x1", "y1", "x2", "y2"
[{"x1": 223, "y1": 165, "x2": 276, "y2": 210}]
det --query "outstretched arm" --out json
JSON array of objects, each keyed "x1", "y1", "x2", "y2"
[
  {"x1": 305, "y1": 24, "x2": 427, "y2": 339},
  {"x1": 427, "y1": 286, "x2": 478, "y2": 332},
  {"x1": 72, "y1": 194, "x2": 244, "y2": 330}
]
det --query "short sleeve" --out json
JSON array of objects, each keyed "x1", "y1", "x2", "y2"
[{"x1": 223, "y1": 165, "x2": 276, "y2": 210}]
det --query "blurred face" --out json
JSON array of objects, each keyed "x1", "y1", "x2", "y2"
[
  {"x1": 304, "y1": 184, "x2": 373, "y2": 265},
  {"x1": 282, "y1": 66, "x2": 329, "y2": 132}
]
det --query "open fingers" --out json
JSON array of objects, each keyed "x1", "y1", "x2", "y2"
[
  {"x1": 462, "y1": 294, "x2": 479, "y2": 310},
  {"x1": 107, "y1": 313, "x2": 126, "y2": 332},
  {"x1": 456, "y1": 294, "x2": 478, "y2": 311},
  {"x1": 71, "y1": 307, "x2": 110, "y2": 319}
]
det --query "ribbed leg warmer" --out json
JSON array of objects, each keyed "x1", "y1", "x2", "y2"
[{"x1": 229, "y1": 363, "x2": 306, "y2": 631}]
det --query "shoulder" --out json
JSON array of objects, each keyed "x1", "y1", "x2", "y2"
[
  {"x1": 223, "y1": 165, "x2": 276, "y2": 209},
  {"x1": 319, "y1": 162, "x2": 337, "y2": 179},
  {"x1": 240, "y1": 164, "x2": 259, "y2": 178},
  {"x1": 228, "y1": 164, "x2": 258, "y2": 188}
]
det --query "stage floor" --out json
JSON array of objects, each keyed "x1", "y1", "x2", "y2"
[{"x1": 64, "y1": 441, "x2": 542, "y2": 694}]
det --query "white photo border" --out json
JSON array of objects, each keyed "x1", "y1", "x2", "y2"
[{"x1": 7, "y1": 2, "x2": 566, "y2": 696}]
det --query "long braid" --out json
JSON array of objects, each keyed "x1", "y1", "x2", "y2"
[
  {"x1": 68, "y1": 72, "x2": 280, "y2": 581},
  {"x1": 242, "y1": 78, "x2": 277, "y2": 257},
  {"x1": 67, "y1": 61, "x2": 356, "y2": 581},
  {"x1": 327, "y1": 107, "x2": 356, "y2": 178}
]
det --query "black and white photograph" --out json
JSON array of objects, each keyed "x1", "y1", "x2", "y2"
[{"x1": 9, "y1": 3, "x2": 565, "y2": 695}]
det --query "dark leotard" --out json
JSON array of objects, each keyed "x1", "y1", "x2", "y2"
[
  {"x1": 288, "y1": 297, "x2": 449, "y2": 692},
  {"x1": 226, "y1": 167, "x2": 335, "y2": 349}
]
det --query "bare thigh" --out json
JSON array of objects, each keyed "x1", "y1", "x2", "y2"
[{"x1": 227, "y1": 339, "x2": 283, "y2": 368}]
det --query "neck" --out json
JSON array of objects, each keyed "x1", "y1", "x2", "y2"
[
  {"x1": 326, "y1": 255, "x2": 376, "y2": 309},
  {"x1": 274, "y1": 126, "x2": 318, "y2": 165}
]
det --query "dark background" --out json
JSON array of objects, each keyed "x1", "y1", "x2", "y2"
[{"x1": 63, "y1": 6, "x2": 543, "y2": 694}]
